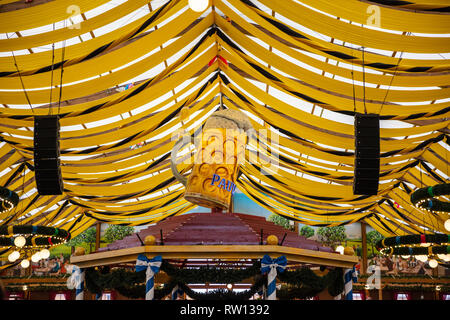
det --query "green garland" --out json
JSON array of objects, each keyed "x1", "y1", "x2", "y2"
[
  {"x1": 177, "y1": 276, "x2": 266, "y2": 300},
  {"x1": 84, "y1": 261, "x2": 344, "y2": 300}
]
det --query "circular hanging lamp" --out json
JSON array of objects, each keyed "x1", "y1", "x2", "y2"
[
  {"x1": 410, "y1": 183, "x2": 450, "y2": 214},
  {"x1": 376, "y1": 234, "x2": 450, "y2": 265},
  {"x1": 0, "y1": 186, "x2": 19, "y2": 214},
  {"x1": 0, "y1": 225, "x2": 71, "y2": 267}
]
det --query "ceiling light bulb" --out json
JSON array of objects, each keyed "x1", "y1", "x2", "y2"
[
  {"x1": 8, "y1": 251, "x2": 20, "y2": 262},
  {"x1": 31, "y1": 252, "x2": 41, "y2": 263},
  {"x1": 437, "y1": 254, "x2": 447, "y2": 261},
  {"x1": 20, "y1": 259, "x2": 30, "y2": 268},
  {"x1": 429, "y1": 259, "x2": 438, "y2": 268},
  {"x1": 14, "y1": 235, "x2": 26, "y2": 248},
  {"x1": 188, "y1": 0, "x2": 209, "y2": 12},
  {"x1": 12, "y1": 250, "x2": 20, "y2": 261},
  {"x1": 416, "y1": 255, "x2": 428, "y2": 262},
  {"x1": 40, "y1": 248, "x2": 50, "y2": 259},
  {"x1": 444, "y1": 219, "x2": 450, "y2": 232}
]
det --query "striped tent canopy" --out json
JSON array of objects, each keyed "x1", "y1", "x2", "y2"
[{"x1": 0, "y1": 0, "x2": 448, "y2": 240}]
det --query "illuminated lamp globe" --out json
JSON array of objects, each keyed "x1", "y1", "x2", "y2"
[
  {"x1": 401, "y1": 255, "x2": 410, "y2": 259},
  {"x1": 437, "y1": 254, "x2": 447, "y2": 261},
  {"x1": 266, "y1": 235, "x2": 278, "y2": 245},
  {"x1": 335, "y1": 245, "x2": 345, "y2": 255},
  {"x1": 20, "y1": 259, "x2": 30, "y2": 268},
  {"x1": 14, "y1": 235, "x2": 26, "y2": 248},
  {"x1": 144, "y1": 235, "x2": 157, "y2": 246},
  {"x1": 40, "y1": 248, "x2": 50, "y2": 259},
  {"x1": 416, "y1": 255, "x2": 428, "y2": 262},
  {"x1": 445, "y1": 219, "x2": 450, "y2": 232},
  {"x1": 8, "y1": 251, "x2": 20, "y2": 262},
  {"x1": 188, "y1": 0, "x2": 209, "y2": 12},
  {"x1": 31, "y1": 252, "x2": 41, "y2": 263},
  {"x1": 429, "y1": 259, "x2": 438, "y2": 268}
]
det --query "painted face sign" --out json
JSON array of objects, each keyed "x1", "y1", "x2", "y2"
[{"x1": 211, "y1": 174, "x2": 237, "y2": 194}]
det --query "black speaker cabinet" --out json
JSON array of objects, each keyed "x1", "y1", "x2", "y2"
[
  {"x1": 353, "y1": 113, "x2": 380, "y2": 195},
  {"x1": 34, "y1": 115, "x2": 63, "y2": 195}
]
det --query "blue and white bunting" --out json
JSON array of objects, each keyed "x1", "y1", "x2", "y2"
[
  {"x1": 171, "y1": 285, "x2": 183, "y2": 300},
  {"x1": 135, "y1": 254, "x2": 162, "y2": 300},
  {"x1": 343, "y1": 266, "x2": 358, "y2": 300},
  {"x1": 260, "y1": 255, "x2": 287, "y2": 300},
  {"x1": 67, "y1": 265, "x2": 85, "y2": 300}
]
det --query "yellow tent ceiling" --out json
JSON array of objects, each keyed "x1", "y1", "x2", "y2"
[{"x1": 0, "y1": 0, "x2": 449, "y2": 239}]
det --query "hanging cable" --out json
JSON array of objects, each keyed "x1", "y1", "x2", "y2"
[
  {"x1": 57, "y1": 21, "x2": 67, "y2": 115},
  {"x1": 5, "y1": 33, "x2": 34, "y2": 114},
  {"x1": 361, "y1": 46, "x2": 367, "y2": 115},
  {"x1": 351, "y1": 65, "x2": 357, "y2": 114},
  {"x1": 378, "y1": 32, "x2": 409, "y2": 115},
  {"x1": 48, "y1": 23, "x2": 56, "y2": 116}
]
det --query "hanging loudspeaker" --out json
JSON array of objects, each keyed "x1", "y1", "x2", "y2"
[
  {"x1": 353, "y1": 113, "x2": 380, "y2": 195},
  {"x1": 34, "y1": 115, "x2": 63, "y2": 195}
]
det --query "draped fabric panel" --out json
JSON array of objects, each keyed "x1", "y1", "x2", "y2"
[{"x1": 0, "y1": 0, "x2": 448, "y2": 238}]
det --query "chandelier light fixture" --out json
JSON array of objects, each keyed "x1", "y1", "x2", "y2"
[
  {"x1": 0, "y1": 225, "x2": 71, "y2": 268},
  {"x1": 410, "y1": 183, "x2": 450, "y2": 215},
  {"x1": 0, "y1": 186, "x2": 19, "y2": 214},
  {"x1": 376, "y1": 234, "x2": 450, "y2": 268}
]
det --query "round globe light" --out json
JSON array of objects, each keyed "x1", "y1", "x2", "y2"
[
  {"x1": 445, "y1": 219, "x2": 450, "y2": 232},
  {"x1": 429, "y1": 259, "x2": 438, "y2": 268},
  {"x1": 444, "y1": 254, "x2": 450, "y2": 262},
  {"x1": 8, "y1": 251, "x2": 20, "y2": 262},
  {"x1": 416, "y1": 255, "x2": 428, "y2": 262},
  {"x1": 188, "y1": 0, "x2": 209, "y2": 12},
  {"x1": 40, "y1": 248, "x2": 50, "y2": 259},
  {"x1": 12, "y1": 250, "x2": 20, "y2": 261},
  {"x1": 401, "y1": 255, "x2": 410, "y2": 259},
  {"x1": 20, "y1": 259, "x2": 30, "y2": 268},
  {"x1": 31, "y1": 252, "x2": 41, "y2": 263},
  {"x1": 437, "y1": 254, "x2": 448, "y2": 261},
  {"x1": 335, "y1": 245, "x2": 345, "y2": 255},
  {"x1": 14, "y1": 235, "x2": 26, "y2": 248}
]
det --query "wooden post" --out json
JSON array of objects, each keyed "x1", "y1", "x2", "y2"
[
  {"x1": 378, "y1": 285, "x2": 383, "y2": 300},
  {"x1": 361, "y1": 222, "x2": 368, "y2": 275},
  {"x1": 95, "y1": 222, "x2": 101, "y2": 251}
]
